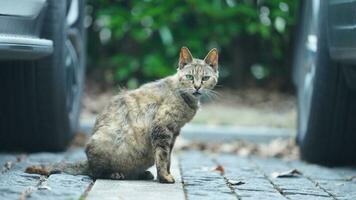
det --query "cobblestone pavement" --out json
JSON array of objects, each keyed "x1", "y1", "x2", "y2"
[
  {"x1": 0, "y1": 148, "x2": 93, "y2": 200},
  {"x1": 0, "y1": 148, "x2": 355, "y2": 199},
  {"x1": 180, "y1": 151, "x2": 356, "y2": 200}
]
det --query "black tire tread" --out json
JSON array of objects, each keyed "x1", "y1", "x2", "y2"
[
  {"x1": 298, "y1": 0, "x2": 356, "y2": 165},
  {"x1": 0, "y1": 0, "x2": 74, "y2": 152}
]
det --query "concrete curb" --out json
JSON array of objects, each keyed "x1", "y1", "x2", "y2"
[
  {"x1": 80, "y1": 118, "x2": 294, "y2": 143},
  {"x1": 181, "y1": 124, "x2": 293, "y2": 143}
]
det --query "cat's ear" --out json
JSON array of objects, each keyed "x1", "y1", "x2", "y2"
[
  {"x1": 204, "y1": 48, "x2": 218, "y2": 71},
  {"x1": 179, "y1": 47, "x2": 193, "y2": 69}
]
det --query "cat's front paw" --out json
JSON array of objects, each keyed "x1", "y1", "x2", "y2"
[{"x1": 158, "y1": 174, "x2": 175, "y2": 184}]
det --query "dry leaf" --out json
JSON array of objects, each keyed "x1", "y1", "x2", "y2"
[
  {"x1": 346, "y1": 176, "x2": 356, "y2": 181},
  {"x1": 271, "y1": 169, "x2": 301, "y2": 178},
  {"x1": 228, "y1": 180, "x2": 245, "y2": 186},
  {"x1": 38, "y1": 185, "x2": 52, "y2": 191},
  {"x1": 213, "y1": 165, "x2": 225, "y2": 175},
  {"x1": 25, "y1": 165, "x2": 50, "y2": 176},
  {"x1": 4, "y1": 161, "x2": 13, "y2": 170},
  {"x1": 335, "y1": 182, "x2": 345, "y2": 186},
  {"x1": 175, "y1": 139, "x2": 299, "y2": 160}
]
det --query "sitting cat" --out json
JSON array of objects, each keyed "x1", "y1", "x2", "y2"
[{"x1": 26, "y1": 47, "x2": 219, "y2": 183}]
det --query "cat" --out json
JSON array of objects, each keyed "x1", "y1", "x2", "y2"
[{"x1": 25, "y1": 47, "x2": 219, "y2": 183}]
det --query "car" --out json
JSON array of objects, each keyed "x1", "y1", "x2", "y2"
[
  {"x1": 293, "y1": 0, "x2": 356, "y2": 165},
  {"x1": 0, "y1": 0, "x2": 86, "y2": 151}
]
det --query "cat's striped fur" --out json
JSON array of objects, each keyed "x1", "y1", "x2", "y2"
[{"x1": 26, "y1": 47, "x2": 219, "y2": 183}]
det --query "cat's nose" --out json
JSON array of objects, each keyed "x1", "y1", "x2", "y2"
[{"x1": 194, "y1": 85, "x2": 201, "y2": 90}]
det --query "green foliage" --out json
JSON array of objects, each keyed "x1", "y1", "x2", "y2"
[{"x1": 87, "y1": 0, "x2": 299, "y2": 88}]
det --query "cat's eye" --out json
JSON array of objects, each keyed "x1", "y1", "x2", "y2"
[
  {"x1": 202, "y1": 76, "x2": 210, "y2": 81},
  {"x1": 185, "y1": 74, "x2": 194, "y2": 81}
]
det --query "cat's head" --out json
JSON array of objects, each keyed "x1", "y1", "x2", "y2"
[{"x1": 177, "y1": 47, "x2": 219, "y2": 97}]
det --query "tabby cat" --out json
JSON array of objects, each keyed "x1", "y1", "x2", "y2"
[{"x1": 26, "y1": 47, "x2": 219, "y2": 184}]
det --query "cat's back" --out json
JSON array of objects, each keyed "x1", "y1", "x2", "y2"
[
  {"x1": 133, "y1": 76, "x2": 173, "y2": 98},
  {"x1": 92, "y1": 77, "x2": 173, "y2": 134}
]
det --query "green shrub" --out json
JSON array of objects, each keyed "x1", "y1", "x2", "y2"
[{"x1": 87, "y1": 0, "x2": 298, "y2": 89}]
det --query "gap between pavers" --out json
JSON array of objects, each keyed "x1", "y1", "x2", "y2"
[{"x1": 86, "y1": 155, "x2": 185, "y2": 200}]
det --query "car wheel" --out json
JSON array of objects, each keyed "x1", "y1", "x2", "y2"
[
  {"x1": 0, "y1": 0, "x2": 85, "y2": 151},
  {"x1": 295, "y1": 0, "x2": 356, "y2": 165}
]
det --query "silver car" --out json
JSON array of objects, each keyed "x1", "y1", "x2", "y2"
[
  {"x1": 0, "y1": 0, "x2": 86, "y2": 151},
  {"x1": 294, "y1": 0, "x2": 356, "y2": 165}
]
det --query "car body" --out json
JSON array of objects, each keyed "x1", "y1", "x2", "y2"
[
  {"x1": 0, "y1": 0, "x2": 86, "y2": 151},
  {"x1": 0, "y1": 0, "x2": 53, "y2": 59},
  {"x1": 294, "y1": 0, "x2": 356, "y2": 165}
]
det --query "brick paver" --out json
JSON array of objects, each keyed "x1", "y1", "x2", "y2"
[
  {"x1": 86, "y1": 156, "x2": 184, "y2": 200},
  {"x1": 0, "y1": 149, "x2": 355, "y2": 199},
  {"x1": 180, "y1": 151, "x2": 356, "y2": 200},
  {"x1": 0, "y1": 148, "x2": 93, "y2": 200}
]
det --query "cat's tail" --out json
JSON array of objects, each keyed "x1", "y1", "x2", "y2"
[{"x1": 25, "y1": 160, "x2": 90, "y2": 176}]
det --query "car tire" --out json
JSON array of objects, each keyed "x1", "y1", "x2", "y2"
[
  {"x1": 0, "y1": 0, "x2": 85, "y2": 151},
  {"x1": 295, "y1": 0, "x2": 356, "y2": 165}
]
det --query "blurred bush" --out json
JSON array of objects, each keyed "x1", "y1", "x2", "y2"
[{"x1": 86, "y1": 0, "x2": 299, "y2": 90}]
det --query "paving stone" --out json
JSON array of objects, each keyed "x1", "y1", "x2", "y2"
[
  {"x1": 214, "y1": 155, "x2": 286, "y2": 199},
  {"x1": 87, "y1": 155, "x2": 184, "y2": 200},
  {"x1": 0, "y1": 170, "x2": 41, "y2": 199},
  {"x1": 272, "y1": 178, "x2": 330, "y2": 196},
  {"x1": 317, "y1": 180, "x2": 356, "y2": 200},
  {"x1": 216, "y1": 155, "x2": 276, "y2": 193},
  {"x1": 288, "y1": 160, "x2": 356, "y2": 199},
  {"x1": 1, "y1": 146, "x2": 356, "y2": 200},
  {"x1": 180, "y1": 151, "x2": 237, "y2": 200},
  {"x1": 289, "y1": 161, "x2": 345, "y2": 181},
  {"x1": 251, "y1": 157, "x2": 334, "y2": 199},
  {"x1": 332, "y1": 167, "x2": 356, "y2": 179},
  {"x1": 287, "y1": 194, "x2": 334, "y2": 200},
  {"x1": 0, "y1": 148, "x2": 92, "y2": 200},
  {"x1": 237, "y1": 190, "x2": 287, "y2": 200},
  {"x1": 215, "y1": 155, "x2": 265, "y2": 179},
  {"x1": 28, "y1": 174, "x2": 92, "y2": 200}
]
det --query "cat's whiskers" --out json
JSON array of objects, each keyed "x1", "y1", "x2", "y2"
[
  {"x1": 201, "y1": 88, "x2": 221, "y2": 101},
  {"x1": 202, "y1": 91, "x2": 214, "y2": 101},
  {"x1": 203, "y1": 88, "x2": 221, "y2": 97}
]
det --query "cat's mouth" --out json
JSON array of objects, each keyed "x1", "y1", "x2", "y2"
[{"x1": 192, "y1": 91, "x2": 201, "y2": 96}]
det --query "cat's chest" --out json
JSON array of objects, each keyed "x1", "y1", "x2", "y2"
[
  {"x1": 155, "y1": 95, "x2": 198, "y2": 127},
  {"x1": 170, "y1": 102, "x2": 197, "y2": 121}
]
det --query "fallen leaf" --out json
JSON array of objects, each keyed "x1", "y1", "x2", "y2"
[
  {"x1": 4, "y1": 161, "x2": 13, "y2": 170},
  {"x1": 25, "y1": 165, "x2": 50, "y2": 176},
  {"x1": 213, "y1": 165, "x2": 225, "y2": 175},
  {"x1": 335, "y1": 182, "x2": 345, "y2": 186},
  {"x1": 175, "y1": 139, "x2": 299, "y2": 160},
  {"x1": 38, "y1": 185, "x2": 52, "y2": 191},
  {"x1": 228, "y1": 180, "x2": 245, "y2": 186},
  {"x1": 271, "y1": 169, "x2": 301, "y2": 178}
]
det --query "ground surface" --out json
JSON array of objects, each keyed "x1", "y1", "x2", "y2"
[
  {"x1": 1, "y1": 127, "x2": 355, "y2": 200},
  {"x1": 81, "y1": 88, "x2": 296, "y2": 129}
]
